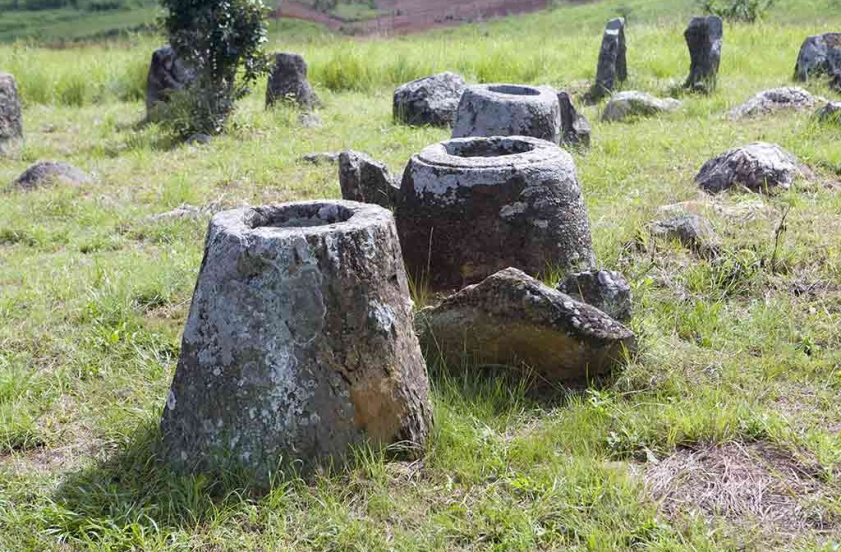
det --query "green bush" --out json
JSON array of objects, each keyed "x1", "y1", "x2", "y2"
[{"x1": 700, "y1": 0, "x2": 777, "y2": 22}]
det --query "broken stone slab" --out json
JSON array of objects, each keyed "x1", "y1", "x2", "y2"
[
  {"x1": 727, "y1": 87, "x2": 825, "y2": 120},
  {"x1": 648, "y1": 214, "x2": 720, "y2": 256},
  {"x1": 794, "y1": 33, "x2": 841, "y2": 84},
  {"x1": 301, "y1": 152, "x2": 340, "y2": 165},
  {"x1": 160, "y1": 201, "x2": 432, "y2": 481},
  {"x1": 557, "y1": 91, "x2": 591, "y2": 148},
  {"x1": 266, "y1": 53, "x2": 320, "y2": 110},
  {"x1": 587, "y1": 18, "x2": 627, "y2": 101},
  {"x1": 393, "y1": 72, "x2": 466, "y2": 127},
  {"x1": 0, "y1": 73, "x2": 23, "y2": 155},
  {"x1": 147, "y1": 203, "x2": 224, "y2": 222},
  {"x1": 815, "y1": 101, "x2": 841, "y2": 124},
  {"x1": 683, "y1": 16, "x2": 723, "y2": 93},
  {"x1": 396, "y1": 136, "x2": 596, "y2": 290},
  {"x1": 451, "y1": 84, "x2": 561, "y2": 144},
  {"x1": 417, "y1": 268, "x2": 635, "y2": 382},
  {"x1": 602, "y1": 91, "x2": 682, "y2": 122},
  {"x1": 695, "y1": 142, "x2": 810, "y2": 194},
  {"x1": 146, "y1": 45, "x2": 195, "y2": 119},
  {"x1": 12, "y1": 161, "x2": 90, "y2": 191},
  {"x1": 338, "y1": 151, "x2": 400, "y2": 210},
  {"x1": 558, "y1": 270, "x2": 632, "y2": 323}
]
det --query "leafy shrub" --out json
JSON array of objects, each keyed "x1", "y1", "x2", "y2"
[{"x1": 700, "y1": 0, "x2": 777, "y2": 23}]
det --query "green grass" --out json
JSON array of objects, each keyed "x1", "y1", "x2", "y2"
[{"x1": 2, "y1": 0, "x2": 841, "y2": 550}]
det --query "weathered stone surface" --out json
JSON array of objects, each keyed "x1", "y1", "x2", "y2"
[
  {"x1": 160, "y1": 201, "x2": 432, "y2": 481},
  {"x1": 393, "y1": 72, "x2": 466, "y2": 127},
  {"x1": 0, "y1": 73, "x2": 23, "y2": 155},
  {"x1": 301, "y1": 152, "x2": 340, "y2": 165},
  {"x1": 451, "y1": 84, "x2": 561, "y2": 144},
  {"x1": 728, "y1": 87, "x2": 824, "y2": 119},
  {"x1": 558, "y1": 91, "x2": 591, "y2": 148},
  {"x1": 338, "y1": 151, "x2": 400, "y2": 209},
  {"x1": 794, "y1": 33, "x2": 841, "y2": 86},
  {"x1": 588, "y1": 18, "x2": 627, "y2": 101},
  {"x1": 12, "y1": 161, "x2": 89, "y2": 191},
  {"x1": 396, "y1": 136, "x2": 595, "y2": 290},
  {"x1": 815, "y1": 101, "x2": 841, "y2": 123},
  {"x1": 558, "y1": 270, "x2": 632, "y2": 323},
  {"x1": 683, "y1": 16, "x2": 723, "y2": 93},
  {"x1": 266, "y1": 53, "x2": 320, "y2": 109},
  {"x1": 418, "y1": 268, "x2": 635, "y2": 382},
  {"x1": 146, "y1": 46, "x2": 195, "y2": 118},
  {"x1": 695, "y1": 142, "x2": 810, "y2": 194},
  {"x1": 602, "y1": 91, "x2": 682, "y2": 122},
  {"x1": 648, "y1": 214, "x2": 720, "y2": 256}
]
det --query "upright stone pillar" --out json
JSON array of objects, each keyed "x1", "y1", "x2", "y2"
[
  {"x1": 683, "y1": 16, "x2": 723, "y2": 93},
  {"x1": 587, "y1": 18, "x2": 627, "y2": 101}
]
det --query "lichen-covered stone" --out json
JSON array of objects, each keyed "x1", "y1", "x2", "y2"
[
  {"x1": 602, "y1": 91, "x2": 682, "y2": 122},
  {"x1": 728, "y1": 87, "x2": 824, "y2": 119},
  {"x1": 683, "y1": 16, "x2": 723, "y2": 93},
  {"x1": 0, "y1": 73, "x2": 23, "y2": 155},
  {"x1": 418, "y1": 268, "x2": 635, "y2": 382},
  {"x1": 146, "y1": 46, "x2": 195, "y2": 118},
  {"x1": 558, "y1": 91, "x2": 591, "y2": 148},
  {"x1": 12, "y1": 161, "x2": 89, "y2": 191},
  {"x1": 558, "y1": 270, "x2": 632, "y2": 323},
  {"x1": 395, "y1": 136, "x2": 595, "y2": 290},
  {"x1": 695, "y1": 142, "x2": 810, "y2": 194},
  {"x1": 266, "y1": 53, "x2": 320, "y2": 109},
  {"x1": 588, "y1": 18, "x2": 627, "y2": 101},
  {"x1": 648, "y1": 214, "x2": 720, "y2": 256},
  {"x1": 451, "y1": 84, "x2": 561, "y2": 144},
  {"x1": 794, "y1": 33, "x2": 841, "y2": 85},
  {"x1": 338, "y1": 151, "x2": 400, "y2": 209},
  {"x1": 393, "y1": 72, "x2": 465, "y2": 127},
  {"x1": 815, "y1": 101, "x2": 841, "y2": 124},
  {"x1": 160, "y1": 201, "x2": 432, "y2": 482}
]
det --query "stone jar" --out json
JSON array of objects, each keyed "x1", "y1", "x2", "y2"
[
  {"x1": 451, "y1": 84, "x2": 561, "y2": 144},
  {"x1": 161, "y1": 201, "x2": 432, "y2": 483},
  {"x1": 395, "y1": 136, "x2": 596, "y2": 290}
]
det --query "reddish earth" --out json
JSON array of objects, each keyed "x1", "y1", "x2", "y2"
[{"x1": 276, "y1": 0, "x2": 550, "y2": 35}]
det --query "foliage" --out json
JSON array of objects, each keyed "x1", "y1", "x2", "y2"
[{"x1": 700, "y1": 0, "x2": 777, "y2": 22}]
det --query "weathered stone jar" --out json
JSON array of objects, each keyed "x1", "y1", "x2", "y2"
[
  {"x1": 451, "y1": 84, "x2": 561, "y2": 144},
  {"x1": 396, "y1": 136, "x2": 595, "y2": 290},
  {"x1": 161, "y1": 201, "x2": 432, "y2": 482}
]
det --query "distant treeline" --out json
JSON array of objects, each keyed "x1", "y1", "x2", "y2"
[{"x1": 2, "y1": 0, "x2": 148, "y2": 11}]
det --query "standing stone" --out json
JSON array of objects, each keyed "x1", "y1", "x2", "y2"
[
  {"x1": 0, "y1": 73, "x2": 23, "y2": 155},
  {"x1": 146, "y1": 46, "x2": 195, "y2": 118},
  {"x1": 794, "y1": 33, "x2": 841, "y2": 86},
  {"x1": 393, "y1": 72, "x2": 466, "y2": 127},
  {"x1": 160, "y1": 201, "x2": 432, "y2": 482},
  {"x1": 266, "y1": 53, "x2": 320, "y2": 109},
  {"x1": 683, "y1": 16, "x2": 723, "y2": 93},
  {"x1": 695, "y1": 142, "x2": 810, "y2": 194},
  {"x1": 587, "y1": 18, "x2": 627, "y2": 101},
  {"x1": 396, "y1": 136, "x2": 595, "y2": 290},
  {"x1": 338, "y1": 151, "x2": 400, "y2": 209},
  {"x1": 451, "y1": 84, "x2": 561, "y2": 144},
  {"x1": 558, "y1": 270, "x2": 632, "y2": 323},
  {"x1": 557, "y1": 91, "x2": 591, "y2": 148}
]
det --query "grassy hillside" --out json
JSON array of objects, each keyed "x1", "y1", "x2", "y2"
[{"x1": 1, "y1": 0, "x2": 841, "y2": 550}]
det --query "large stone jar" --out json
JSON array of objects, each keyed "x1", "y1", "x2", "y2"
[
  {"x1": 396, "y1": 136, "x2": 596, "y2": 290},
  {"x1": 451, "y1": 84, "x2": 561, "y2": 144},
  {"x1": 161, "y1": 201, "x2": 432, "y2": 482}
]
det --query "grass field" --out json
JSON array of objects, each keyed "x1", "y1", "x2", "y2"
[{"x1": 1, "y1": 0, "x2": 841, "y2": 549}]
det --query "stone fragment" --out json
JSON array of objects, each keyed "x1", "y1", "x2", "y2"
[
  {"x1": 301, "y1": 152, "x2": 340, "y2": 165},
  {"x1": 815, "y1": 101, "x2": 841, "y2": 123},
  {"x1": 602, "y1": 91, "x2": 682, "y2": 122},
  {"x1": 683, "y1": 16, "x2": 723, "y2": 93},
  {"x1": 648, "y1": 214, "x2": 720, "y2": 256},
  {"x1": 266, "y1": 53, "x2": 320, "y2": 109},
  {"x1": 393, "y1": 72, "x2": 466, "y2": 127},
  {"x1": 146, "y1": 45, "x2": 195, "y2": 119},
  {"x1": 558, "y1": 270, "x2": 632, "y2": 323},
  {"x1": 396, "y1": 136, "x2": 595, "y2": 290},
  {"x1": 728, "y1": 87, "x2": 824, "y2": 119},
  {"x1": 695, "y1": 142, "x2": 810, "y2": 194},
  {"x1": 160, "y1": 201, "x2": 432, "y2": 481},
  {"x1": 451, "y1": 84, "x2": 561, "y2": 144},
  {"x1": 338, "y1": 151, "x2": 400, "y2": 209},
  {"x1": 794, "y1": 33, "x2": 841, "y2": 87},
  {"x1": 418, "y1": 268, "x2": 635, "y2": 382},
  {"x1": 557, "y1": 91, "x2": 591, "y2": 148},
  {"x1": 0, "y1": 73, "x2": 23, "y2": 155},
  {"x1": 12, "y1": 161, "x2": 89, "y2": 191},
  {"x1": 588, "y1": 18, "x2": 627, "y2": 101}
]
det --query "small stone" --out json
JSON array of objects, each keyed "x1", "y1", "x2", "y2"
[
  {"x1": 794, "y1": 33, "x2": 841, "y2": 85},
  {"x1": 695, "y1": 142, "x2": 810, "y2": 194},
  {"x1": 146, "y1": 45, "x2": 195, "y2": 119},
  {"x1": 338, "y1": 151, "x2": 400, "y2": 210},
  {"x1": 558, "y1": 270, "x2": 632, "y2": 323},
  {"x1": 648, "y1": 214, "x2": 720, "y2": 256},
  {"x1": 588, "y1": 18, "x2": 627, "y2": 101},
  {"x1": 301, "y1": 152, "x2": 340, "y2": 165},
  {"x1": 683, "y1": 16, "x2": 723, "y2": 93},
  {"x1": 393, "y1": 72, "x2": 466, "y2": 127},
  {"x1": 557, "y1": 91, "x2": 591, "y2": 148},
  {"x1": 602, "y1": 91, "x2": 682, "y2": 122},
  {"x1": 0, "y1": 73, "x2": 23, "y2": 155},
  {"x1": 418, "y1": 268, "x2": 635, "y2": 382},
  {"x1": 728, "y1": 87, "x2": 825, "y2": 120},
  {"x1": 266, "y1": 53, "x2": 320, "y2": 109},
  {"x1": 12, "y1": 161, "x2": 89, "y2": 191},
  {"x1": 815, "y1": 101, "x2": 841, "y2": 124}
]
